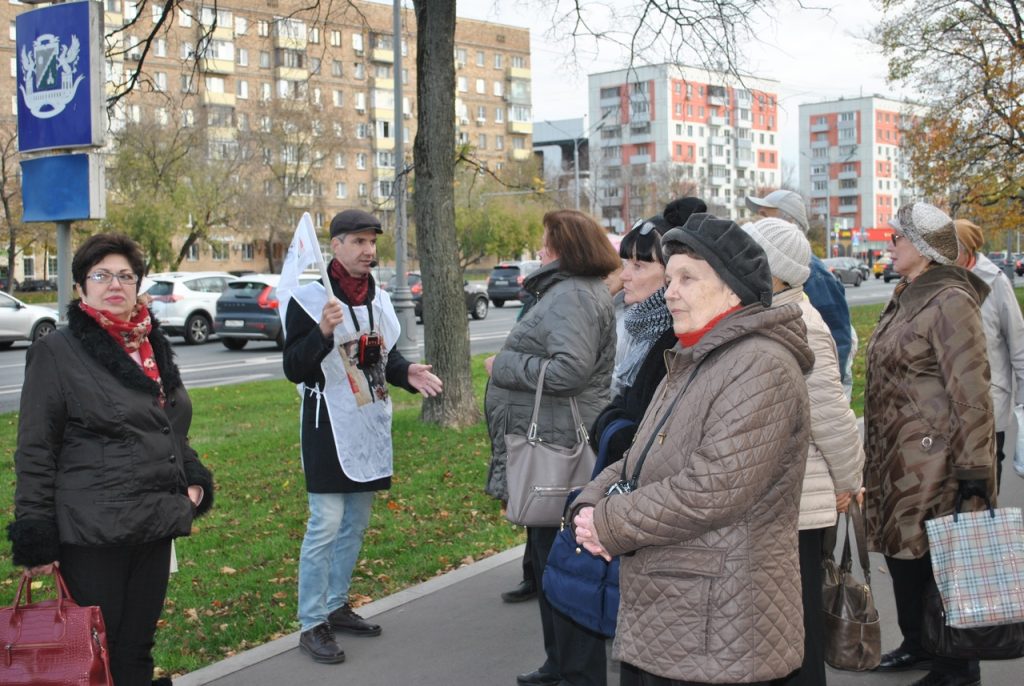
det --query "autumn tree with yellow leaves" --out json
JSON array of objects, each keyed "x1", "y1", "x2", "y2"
[{"x1": 876, "y1": 0, "x2": 1024, "y2": 247}]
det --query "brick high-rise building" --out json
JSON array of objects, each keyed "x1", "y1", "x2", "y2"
[
  {"x1": 798, "y1": 95, "x2": 923, "y2": 259},
  {"x1": 588, "y1": 63, "x2": 781, "y2": 232},
  {"x1": 0, "y1": 0, "x2": 531, "y2": 277}
]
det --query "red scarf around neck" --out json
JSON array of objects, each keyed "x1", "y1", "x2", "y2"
[
  {"x1": 329, "y1": 259, "x2": 369, "y2": 305},
  {"x1": 676, "y1": 305, "x2": 742, "y2": 348},
  {"x1": 79, "y1": 301, "x2": 164, "y2": 401}
]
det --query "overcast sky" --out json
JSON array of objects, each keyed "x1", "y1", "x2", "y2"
[{"x1": 456, "y1": 0, "x2": 907, "y2": 181}]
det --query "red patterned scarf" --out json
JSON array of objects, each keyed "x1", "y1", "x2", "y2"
[
  {"x1": 329, "y1": 258, "x2": 369, "y2": 305},
  {"x1": 79, "y1": 300, "x2": 164, "y2": 401}
]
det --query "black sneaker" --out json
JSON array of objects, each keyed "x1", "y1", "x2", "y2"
[
  {"x1": 328, "y1": 603, "x2": 382, "y2": 637},
  {"x1": 298, "y1": 622, "x2": 346, "y2": 664}
]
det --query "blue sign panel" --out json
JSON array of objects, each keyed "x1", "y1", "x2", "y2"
[
  {"x1": 22, "y1": 153, "x2": 105, "y2": 222},
  {"x1": 16, "y1": 1, "x2": 104, "y2": 153}
]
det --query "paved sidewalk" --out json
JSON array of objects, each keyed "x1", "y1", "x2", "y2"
[{"x1": 177, "y1": 474, "x2": 1024, "y2": 686}]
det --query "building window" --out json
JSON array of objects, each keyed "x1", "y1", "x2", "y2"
[
  {"x1": 237, "y1": 48, "x2": 248, "y2": 66},
  {"x1": 258, "y1": 20, "x2": 269, "y2": 37},
  {"x1": 476, "y1": 50, "x2": 485, "y2": 67},
  {"x1": 236, "y1": 79, "x2": 248, "y2": 98},
  {"x1": 494, "y1": 53, "x2": 503, "y2": 69},
  {"x1": 241, "y1": 244, "x2": 254, "y2": 261},
  {"x1": 332, "y1": 89, "x2": 343, "y2": 107},
  {"x1": 358, "y1": 183, "x2": 367, "y2": 197},
  {"x1": 234, "y1": 16, "x2": 247, "y2": 35},
  {"x1": 330, "y1": 30, "x2": 341, "y2": 47},
  {"x1": 511, "y1": 55, "x2": 526, "y2": 68},
  {"x1": 260, "y1": 51, "x2": 270, "y2": 68},
  {"x1": 179, "y1": 9, "x2": 192, "y2": 27},
  {"x1": 336, "y1": 182, "x2": 348, "y2": 199},
  {"x1": 211, "y1": 242, "x2": 228, "y2": 261},
  {"x1": 309, "y1": 27, "x2": 320, "y2": 44},
  {"x1": 356, "y1": 153, "x2": 367, "y2": 170},
  {"x1": 476, "y1": 78, "x2": 485, "y2": 94},
  {"x1": 154, "y1": 71, "x2": 167, "y2": 91},
  {"x1": 354, "y1": 63, "x2": 365, "y2": 79},
  {"x1": 186, "y1": 243, "x2": 199, "y2": 261},
  {"x1": 153, "y1": 38, "x2": 166, "y2": 57},
  {"x1": 493, "y1": 81, "x2": 504, "y2": 97},
  {"x1": 458, "y1": 76, "x2": 468, "y2": 92},
  {"x1": 495, "y1": 107, "x2": 504, "y2": 123},
  {"x1": 495, "y1": 135, "x2": 504, "y2": 150},
  {"x1": 478, "y1": 134, "x2": 487, "y2": 149},
  {"x1": 353, "y1": 32, "x2": 364, "y2": 53}
]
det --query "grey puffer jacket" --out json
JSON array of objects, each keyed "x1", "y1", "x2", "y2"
[
  {"x1": 576, "y1": 303, "x2": 813, "y2": 683},
  {"x1": 485, "y1": 261, "x2": 615, "y2": 501}
]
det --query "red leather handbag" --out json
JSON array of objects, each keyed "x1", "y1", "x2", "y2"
[{"x1": 0, "y1": 568, "x2": 112, "y2": 685}]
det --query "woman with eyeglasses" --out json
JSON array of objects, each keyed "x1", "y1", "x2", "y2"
[
  {"x1": 865, "y1": 204, "x2": 994, "y2": 686},
  {"x1": 8, "y1": 233, "x2": 214, "y2": 686}
]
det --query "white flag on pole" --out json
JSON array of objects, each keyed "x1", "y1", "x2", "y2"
[{"x1": 278, "y1": 212, "x2": 331, "y2": 335}]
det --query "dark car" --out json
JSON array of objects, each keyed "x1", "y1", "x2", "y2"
[
  {"x1": 214, "y1": 274, "x2": 318, "y2": 350},
  {"x1": 486, "y1": 260, "x2": 541, "y2": 307},
  {"x1": 18, "y1": 278, "x2": 57, "y2": 292},
  {"x1": 883, "y1": 260, "x2": 897, "y2": 283},
  {"x1": 388, "y1": 272, "x2": 489, "y2": 322},
  {"x1": 822, "y1": 257, "x2": 864, "y2": 287}
]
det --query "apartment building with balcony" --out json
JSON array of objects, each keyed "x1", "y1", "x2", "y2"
[
  {"x1": 0, "y1": 0, "x2": 531, "y2": 277},
  {"x1": 588, "y1": 63, "x2": 781, "y2": 232},
  {"x1": 798, "y1": 95, "x2": 923, "y2": 258}
]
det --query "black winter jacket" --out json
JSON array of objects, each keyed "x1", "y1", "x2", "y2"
[
  {"x1": 589, "y1": 327, "x2": 678, "y2": 466},
  {"x1": 8, "y1": 303, "x2": 214, "y2": 567},
  {"x1": 282, "y1": 274, "x2": 416, "y2": 493}
]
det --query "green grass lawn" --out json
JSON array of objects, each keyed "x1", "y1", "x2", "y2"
[
  {"x1": 1, "y1": 290, "x2": 1020, "y2": 676},
  {"x1": 0, "y1": 356, "x2": 521, "y2": 676}
]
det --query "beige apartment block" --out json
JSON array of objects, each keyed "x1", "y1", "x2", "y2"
[{"x1": 0, "y1": 0, "x2": 531, "y2": 277}]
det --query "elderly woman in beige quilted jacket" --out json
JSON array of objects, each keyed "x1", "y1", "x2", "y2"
[
  {"x1": 574, "y1": 214, "x2": 813, "y2": 686},
  {"x1": 744, "y1": 218, "x2": 865, "y2": 686},
  {"x1": 864, "y1": 203, "x2": 995, "y2": 686}
]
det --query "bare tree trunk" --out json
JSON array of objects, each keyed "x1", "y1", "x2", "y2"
[{"x1": 413, "y1": 0, "x2": 479, "y2": 427}]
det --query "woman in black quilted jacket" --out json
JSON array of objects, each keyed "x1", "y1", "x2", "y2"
[{"x1": 8, "y1": 233, "x2": 214, "y2": 686}]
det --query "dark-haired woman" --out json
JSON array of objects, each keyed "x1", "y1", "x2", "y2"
[
  {"x1": 485, "y1": 209, "x2": 621, "y2": 686},
  {"x1": 7, "y1": 233, "x2": 214, "y2": 686}
]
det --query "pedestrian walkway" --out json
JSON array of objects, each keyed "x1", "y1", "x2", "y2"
[{"x1": 177, "y1": 471, "x2": 1024, "y2": 686}]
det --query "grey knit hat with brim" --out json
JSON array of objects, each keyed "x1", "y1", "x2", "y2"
[
  {"x1": 662, "y1": 213, "x2": 773, "y2": 307},
  {"x1": 888, "y1": 202, "x2": 958, "y2": 265}
]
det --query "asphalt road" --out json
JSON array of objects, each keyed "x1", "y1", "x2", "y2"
[{"x1": 0, "y1": 304, "x2": 522, "y2": 414}]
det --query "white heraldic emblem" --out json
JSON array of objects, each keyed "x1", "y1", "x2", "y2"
[{"x1": 20, "y1": 33, "x2": 83, "y2": 119}]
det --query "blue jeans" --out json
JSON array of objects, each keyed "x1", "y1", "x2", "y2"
[{"x1": 297, "y1": 491, "x2": 375, "y2": 631}]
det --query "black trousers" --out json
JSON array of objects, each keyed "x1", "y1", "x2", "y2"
[
  {"x1": 772, "y1": 527, "x2": 827, "y2": 686},
  {"x1": 60, "y1": 539, "x2": 173, "y2": 686},
  {"x1": 522, "y1": 534, "x2": 536, "y2": 584},
  {"x1": 884, "y1": 553, "x2": 980, "y2": 678},
  {"x1": 528, "y1": 525, "x2": 607, "y2": 686},
  {"x1": 995, "y1": 430, "x2": 1005, "y2": 494},
  {"x1": 629, "y1": 664, "x2": 768, "y2": 686}
]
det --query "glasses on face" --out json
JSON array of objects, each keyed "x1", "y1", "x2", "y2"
[
  {"x1": 891, "y1": 232, "x2": 904, "y2": 246},
  {"x1": 86, "y1": 271, "x2": 139, "y2": 286}
]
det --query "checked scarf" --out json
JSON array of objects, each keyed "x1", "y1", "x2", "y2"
[{"x1": 613, "y1": 287, "x2": 673, "y2": 393}]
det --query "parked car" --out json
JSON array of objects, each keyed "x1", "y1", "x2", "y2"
[
  {"x1": 883, "y1": 260, "x2": 898, "y2": 283},
  {"x1": 987, "y1": 252, "x2": 1016, "y2": 282},
  {"x1": 0, "y1": 291, "x2": 57, "y2": 349},
  {"x1": 214, "y1": 273, "x2": 319, "y2": 350},
  {"x1": 0, "y1": 277, "x2": 20, "y2": 291},
  {"x1": 143, "y1": 272, "x2": 238, "y2": 344},
  {"x1": 388, "y1": 272, "x2": 489, "y2": 322},
  {"x1": 822, "y1": 257, "x2": 864, "y2": 287},
  {"x1": 486, "y1": 260, "x2": 542, "y2": 307},
  {"x1": 18, "y1": 278, "x2": 57, "y2": 292},
  {"x1": 873, "y1": 257, "x2": 892, "y2": 279},
  {"x1": 1015, "y1": 254, "x2": 1024, "y2": 277}
]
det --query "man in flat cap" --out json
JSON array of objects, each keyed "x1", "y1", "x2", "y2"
[{"x1": 283, "y1": 209, "x2": 443, "y2": 664}]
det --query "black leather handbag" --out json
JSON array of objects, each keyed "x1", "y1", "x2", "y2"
[{"x1": 821, "y1": 501, "x2": 881, "y2": 671}]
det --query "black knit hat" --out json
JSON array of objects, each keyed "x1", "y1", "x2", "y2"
[
  {"x1": 661, "y1": 213, "x2": 773, "y2": 307},
  {"x1": 329, "y1": 209, "x2": 383, "y2": 237},
  {"x1": 663, "y1": 197, "x2": 708, "y2": 228}
]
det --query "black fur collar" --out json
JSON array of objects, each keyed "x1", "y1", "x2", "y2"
[{"x1": 65, "y1": 301, "x2": 184, "y2": 397}]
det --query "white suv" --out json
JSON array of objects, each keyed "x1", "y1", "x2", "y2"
[{"x1": 145, "y1": 272, "x2": 237, "y2": 344}]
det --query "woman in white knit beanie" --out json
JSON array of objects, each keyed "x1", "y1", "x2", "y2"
[{"x1": 743, "y1": 217, "x2": 866, "y2": 686}]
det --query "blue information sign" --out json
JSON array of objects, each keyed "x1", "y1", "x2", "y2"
[{"x1": 15, "y1": 0, "x2": 104, "y2": 153}]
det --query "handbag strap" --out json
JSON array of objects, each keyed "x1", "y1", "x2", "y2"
[
  {"x1": 13, "y1": 567, "x2": 74, "y2": 618},
  {"x1": 527, "y1": 359, "x2": 589, "y2": 444},
  {"x1": 617, "y1": 340, "x2": 736, "y2": 489},
  {"x1": 826, "y1": 500, "x2": 872, "y2": 585}
]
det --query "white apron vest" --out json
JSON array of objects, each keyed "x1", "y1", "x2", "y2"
[{"x1": 292, "y1": 282, "x2": 402, "y2": 482}]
